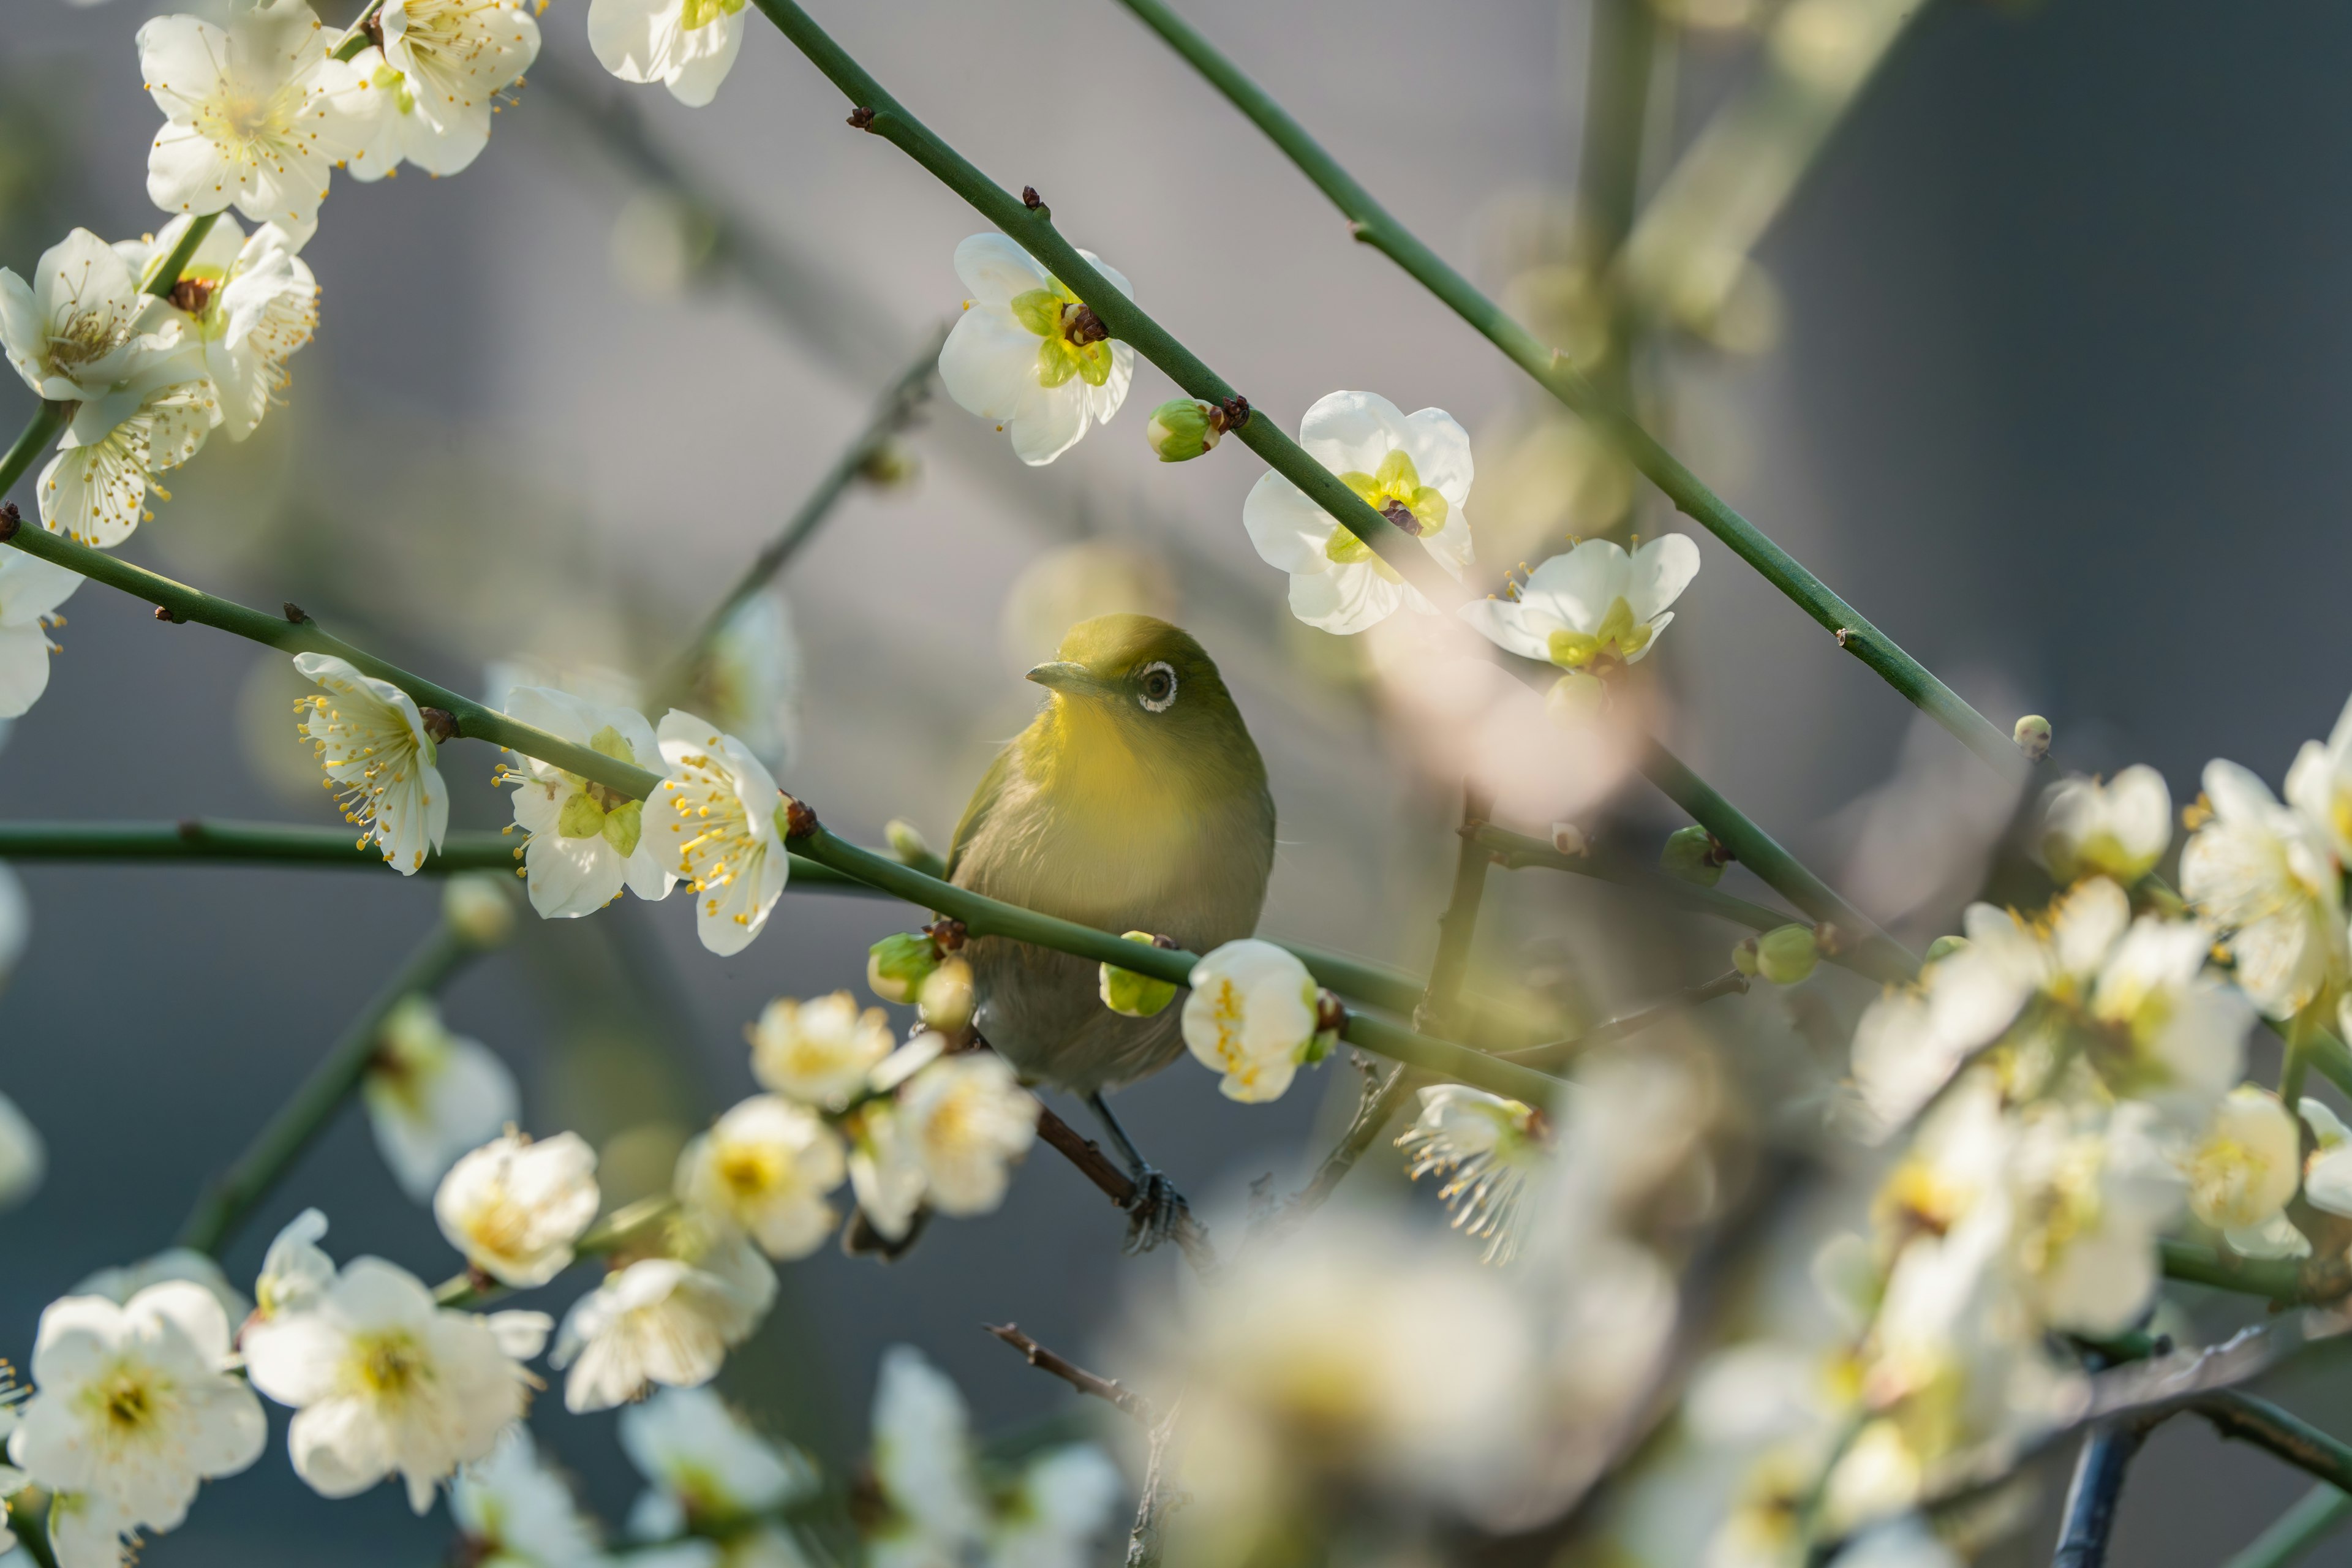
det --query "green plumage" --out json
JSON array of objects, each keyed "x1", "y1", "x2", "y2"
[{"x1": 948, "y1": 614, "x2": 1276, "y2": 1092}]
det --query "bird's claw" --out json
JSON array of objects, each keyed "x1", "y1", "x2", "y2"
[{"x1": 1121, "y1": 1168, "x2": 1188, "y2": 1256}]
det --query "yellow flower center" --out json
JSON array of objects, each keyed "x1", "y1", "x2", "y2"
[
  {"x1": 354, "y1": 1331, "x2": 429, "y2": 1398},
  {"x1": 1009, "y1": 284, "x2": 1117, "y2": 390}
]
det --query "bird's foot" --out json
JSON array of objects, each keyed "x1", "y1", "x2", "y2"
[{"x1": 1120, "y1": 1167, "x2": 1190, "y2": 1256}]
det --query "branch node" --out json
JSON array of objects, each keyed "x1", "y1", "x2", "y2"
[
  {"x1": 925, "y1": 916, "x2": 968, "y2": 952},
  {"x1": 846, "y1": 105, "x2": 877, "y2": 129},
  {"x1": 153, "y1": 604, "x2": 186, "y2": 624},
  {"x1": 0, "y1": 502, "x2": 17, "y2": 543},
  {"x1": 781, "y1": 796, "x2": 819, "y2": 839},
  {"x1": 1021, "y1": 186, "x2": 1049, "y2": 218},
  {"x1": 1346, "y1": 219, "x2": 1373, "y2": 243},
  {"x1": 1834, "y1": 626, "x2": 1855, "y2": 648},
  {"x1": 418, "y1": 706, "x2": 459, "y2": 744},
  {"x1": 175, "y1": 819, "x2": 202, "y2": 843},
  {"x1": 1314, "y1": 989, "x2": 1347, "y2": 1036},
  {"x1": 282, "y1": 601, "x2": 309, "y2": 624},
  {"x1": 1213, "y1": 395, "x2": 1251, "y2": 432}
]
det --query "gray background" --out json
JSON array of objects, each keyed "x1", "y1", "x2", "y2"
[{"x1": 2, "y1": 0, "x2": 2348, "y2": 1560}]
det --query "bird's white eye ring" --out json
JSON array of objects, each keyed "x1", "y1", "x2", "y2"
[{"x1": 1137, "y1": 661, "x2": 1178, "y2": 712}]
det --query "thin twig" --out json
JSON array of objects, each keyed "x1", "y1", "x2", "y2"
[
  {"x1": 1499, "y1": 970, "x2": 1749, "y2": 1071},
  {"x1": 2223, "y1": 1483, "x2": 2352, "y2": 1568},
  {"x1": 2051, "y1": 1420, "x2": 2149, "y2": 1567},
  {"x1": 432, "y1": 1196, "x2": 678, "y2": 1309},
  {"x1": 2195, "y1": 1392, "x2": 2352, "y2": 1493},
  {"x1": 983, "y1": 1323, "x2": 1152, "y2": 1422},
  {"x1": 1125, "y1": 1398, "x2": 1187, "y2": 1568},
  {"x1": 1034, "y1": 1104, "x2": 1218, "y2": 1275}
]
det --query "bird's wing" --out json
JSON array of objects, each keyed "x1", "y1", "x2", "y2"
[{"x1": 945, "y1": 739, "x2": 1019, "y2": 881}]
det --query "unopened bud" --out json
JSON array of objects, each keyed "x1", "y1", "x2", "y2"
[
  {"x1": 1550, "y1": 821, "x2": 1589, "y2": 857},
  {"x1": 1732, "y1": 937, "x2": 1760, "y2": 976},
  {"x1": 1924, "y1": 933, "x2": 1968, "y2": 964},
  {"x1": 867, "y1": 931, "x2": 940, "y2": 1005},
  {"x1": 2013, "y1": 714, "x2": 2052, "y2": 761},
  {"x1": 1662, "y1": 825, "x2": 1729, "y2": 887},
  {"x1": 917, "y1": 954, "x2": 974, "y2": 1035},
  {"x1": 1145, "y1": 398, "x2": 1223, "y2": 463},
  {"x1": 1099, "y1": 931, "x2": 1180, "y2": 1018},
  {"x1": 1755, "y1": 924, "x2": 1820, "y2": 986},
  {"x1": 859, "y1": 435, "x2": 921, "y2": 489},
  {"x1": 884, "y1": 818, "x2": 935, "y2": 867},
  {"x1": 443, "y1": 873, "x2": 516, "y2": 948},
  {"x1": 1545, "y1": 670, "x2": 1607, "y2": 725}
]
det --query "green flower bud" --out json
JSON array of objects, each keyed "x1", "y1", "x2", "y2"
[
  {"x1": 1924, "y1": 933, "x2": 1969, "y2": 965},
  {"x1": 1732, "y1": 937, "x2": 1760, "y2": 976},
  {"x1": 918, "y1": 955, "x2": 975, "y2": 1035},
  {"x1": 2013, "y1": 714, "x2": 2052, "y2": 761},
  {"x1": 1755, "y1": 924, "x2": 1820, "y2": 986},
  {"x1": 858, "y1": 435, "x2": 921, "y2": 489},
  {"x1": 884, "y1": 818, "x2": 937, "y2": 869},
  {"x1": 1100, "y1": 931, "x2": 1180, "y2": 1018},
  {"x1": 1662, "y1": 825, "x2": 1728, "y2": 888},
  {"x1": 1145, "y1": 399, "x2": 1223, "y2": 463},
  {"x1": 1545, "y1": 669, "x2": 1607, "y2": 725},
  {"x1": 867, "y1": 930, "x2": 941, "y2": 1005},
  {"x1": 443, "y1": 873, "x2": 516, "y2": 949}
]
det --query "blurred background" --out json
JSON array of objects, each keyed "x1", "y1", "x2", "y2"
[{"x1": 5, "y1": 0, "x2": 2352, "y2": 1560}]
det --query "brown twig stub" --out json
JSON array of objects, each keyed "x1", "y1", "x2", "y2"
[
  {"x1": 780, "y1": 796, "x2": 819, "y2": 838},
  {"x1": 1021, "y1": 185, "x2": 1045, "y2": 211},
  {"x1": 925, "y1": 916, "x2": 968, "y2": 952},
  {"x1": 984, "y1": 1322, "x2": 1152, "y2": 1422},
  {"x1": 1313, "y1": 989, "x2": 1348, "y2": 1036},
  {"x1": 153, "y1": 605, "x2": 184, "y2": 624},
  {"x1": 418, "y1": 706, "x2": 459, "y2": 744},
  {"x1": 1213, "y1": 395, "x2": 1251, "y2": 432},
  {"x1": 0, "y1": 502, "x2": 20, "y2": 542},
  {"x1": 845, "y1": 105, "x2": 876, "y2": 129},
  {"x1": 282, "y1": 601, "x2": 309, "y2": 624}
]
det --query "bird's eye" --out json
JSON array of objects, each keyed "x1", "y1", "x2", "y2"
[{"x1": 1137, "y1": 661, "x2": 1178, "y2": 712}]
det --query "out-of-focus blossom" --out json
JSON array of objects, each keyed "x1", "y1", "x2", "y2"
[
  {"x1": 891, "y1": 1052, "x2": 1036, "y2": 1219},
  {"x1": 435, "y1": 1130, "x2": 601, "y2": 1287},
  {"x1": 2182, "y1": 758, "x2": 2345, "y2": 1019},
  {"x1": 363, "y1": 995, "x2": 521, "y2": 1200},
  {"x1": 451, "y1": 1425, "x2": 608, "y2": 1568},
  {"x1": 343, "y1": 0, "x2": 541, "y2": 181},
  {"x1": 2002, "y1": 1099, "x2": 2181, "y2": 1336},
  {"x1": 137, "y1": 0, "x2": 369, "y2": 246},
  {"x1": 72, "y1": 1248, "x2": 244, "y2": 1326},
  {"x1": 865, "y1": 1346, "x2": 987, "y2": 1565},
  {"x1": 655, "y1": 710, "x2": 791, "y2": 957},
  {"x1": 500, "y1": 687, "x2": 676, "y2": 918},
  {"x1": 1397, "y1": 1085, "x2": 1545, "y2": 1264},
  {"x1": 675, "y1": 1096, "x2": 846, "y2": 1261},
  {"x1": 938, "y1": 234, "x2": 1135, "y2": 467},
  {"x1": 9, "y1": 1284, "x2": 265, "y2": 1554},
  {"x1": 2038, "y1": 766, "x2": 2170, "y2": 884},
  {"x1": 254, "y1": 1207, "x2": 336, "y2": 1321},
  {"x1": 619, "y1": 1385, "x2": 815, "y2": 1541},
  {"x1": 243, "y1": 1257, "x2": 549, "y2": 1512},
  {"x1": 119, "y1": 214, "x2": 317, "y2": 442},
  {"x1": 2184, "y1": 1085, "x2": 2301, "y2": 1246},
  {"x1": 1460, "y1": 534, "x2": 1699, "y2": 714},
  {"x1": 0, "y1": 1087, "x2": 45, "y2": 1210},
  {"x1": 748, "y1": 992, "x2": 892, "y2": 1110},
  {"x1": 551, "y1": 1216, "x2": 775, "y2": 1412},
  {"x1": 986, "y1": 1445, "x2": 1125, "y2": 1568},
  {"x1": 682, "y1": 591, "x2": 802, "y2": 776},
  {"x1": 444, "y1": 872, "x2": 518, "y2": 948},
  {"x1": 1828, "y1": 1516, "x2": 1964, "y2": 1568},
  {"x1": 1242, "y1": 391, "x2": 1475, "y2": 634},
  {"x1": 2288, "y1": 692, "x2": 2352, "y2": 863},
  {"x1": 294, "y1": 652, "x2": 450, "y2": 876},
  {"x1": 1180, "y1": 938, "x2": 1327, "y2": 1103},
  {"x1": 589, "y1": 0, "x2": 747, "y2": 107}
]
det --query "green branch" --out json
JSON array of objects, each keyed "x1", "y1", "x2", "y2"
[
  {"x1": 742, "y1": 0, "x2": 1458, "y2": 608},
  {"x1": 2158, "y1": 1238, "x2": 2321, "y2": 1306},
  {"x1": 0, "y1": 521, "x2": 666, "y2": 805},
  {"x1": 2198, "y1": 1392, "x2": 2352, "y2": 1494},
  {"x1": 653, "y1": 332, "x2": 943, "y2": 706},
  {"x1": 1104, "y1": 0, "x2": 2021, "y2": 777},
  {"x1": 178, "y1": 918, "x2": 484, "y2": 1255},
  {"x1": 792, "y1": 826, "x2": 1563, "y2": 1105},
  {"x1": 2225, "y1": 1485, "x2": 2352, "y2": 1568},
  {"x1": 0, "y1": 401, "x2": 71, "y2": 499}
]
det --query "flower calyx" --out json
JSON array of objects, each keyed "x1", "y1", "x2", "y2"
[
  {"x1": 1060, "y1": 303, "x2": 1109, "y2": 346},
  {"x1": 924, "y1": 917, "x2": 968, "y2": 953},
  {"x1": 0, "y1": 502, "x2": 20, "y2": 543},
  {"x1": 419, "y1": 706, "x2": 461, "y2": 744},
  {"x1": 846, "y1": 105, "x2": 878, "y2": 130},
  {"x1": 779, "y1": 795, "x2": 818, "y2": 839}
]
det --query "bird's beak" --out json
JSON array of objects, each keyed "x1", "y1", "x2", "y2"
[{"x1": 1026, "y1": 661, "x2": 1096, "y2": 695}]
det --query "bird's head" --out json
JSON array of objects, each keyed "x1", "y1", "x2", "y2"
[{"x1": 1023, "y1": 614, "x2": 1261, "y2": 786}]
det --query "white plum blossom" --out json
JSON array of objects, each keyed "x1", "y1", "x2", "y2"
[
  {"x1": 118, "y1": 214, "x2": 318, "y2": 443},
  {"x1": 2182, "y1": 758, "x2": 2345, "y2": 1019},
  {"x1": 294, "y1": 652, "x2": 450, "y2": 875},
  {"x1": 685, "y1": 589, "x2": 803, "y2": 774},
  {"x1": 619, "y1": 1385, "x2": 815, "y2": 1540},
  {"x1": 9, "y1": 1283, "x2": 266, "y2": 1559},
  {"x1": 2038, "y1": 764, "x2": 2171, "y2": 884},
  {"x1": 255, "y1": 1208, "x2": 336, "y2": 1320},
  {"x1": 363, "y1": 995, "x2": 521, "y2": 1200},
  {"x1": 891, "y1": 1052, "x2": 1037, "y2": 1219},
  {"x1": 2185, "y1": 1084, "x2": 2302, "y2": 1250},
  {"x1": 2003, "y1": 1099, "x2": 2183, "y2": 1336},
  {"x1": 242, "y1": 1256, "x2": 551, "y2": 1512},
  {"x1": 137, "y1": 0, "x2": 369, "y2": 246},
  {"x1": 1242, "y1": 390, "x2": 1476, "y2": 635},
  {"x1": 986, "y1": 1444, "x2": 1126, "y2": 1568},
  {"x1": 344, "y1": 1, "x2": 541, "y2": 181},
  {"x1": 0, "y1": 1088, "x2": 43, "y2": 1210},
  {"x1": 500, "y1": 687, "x2": 676, "y2": 918},
  {"x1": 0, "y1": 228, "x2": 184, "y2": 407},
  {"x1": 2301, "y1": 1096, "x2": 2352, "y2": 1223},
  {"x1": 1460, "y1": 534, "x2": 1700, "y2": 715},
  {"x1": 655, "y1": 710, "x2": 791, "y2": 956},
  {"x1": 39, "y1": 376, "x2": 218, "y2": 548},
  {"x1": 434, "y1": 1130, "x2": 602, "y2": 1287},
  {"x1": 2288, "y1": 690, "x2": 2352, "y2": 864},
  {"x1": 1180, "y1": 938, "x2": 1327, "y2": 1103},
  {"x1": 589, "y1": 0, "x2": 748, "y2": 107},
  {"x1": 748, "y1": 991, "x2": 894, "y2": 1110},
  {"x1": 866, "y1": 1346, "x2": 986, "y2": 1564},
  {"x1": 72, "y1": 1248, "x2": 245, "y2": 1327},
  {"x1": 938, "y1": 233, "x2": 1135, "y2": 467},
  {"x1": 551, "y1": 1218, "x2": 775, "y2": 1412},
  {"x1": 1396, "y1": 1085, "x2": 1545, "y2": 1264},
  {"x1": 451, "y1": 1425, "x2": 607, "y2": 1568},
  {"x1": 675, "y1": 1095, "x2": 846, "y2": 1261}
]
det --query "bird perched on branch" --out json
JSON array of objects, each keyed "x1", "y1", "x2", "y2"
[{"x1": 948, "y1": 612, "x2": 1276, "y2": 1250}]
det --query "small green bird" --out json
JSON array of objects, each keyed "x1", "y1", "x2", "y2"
[{"x1": 948, "y1": 612, "x2": 1276, "y2": 1247}]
